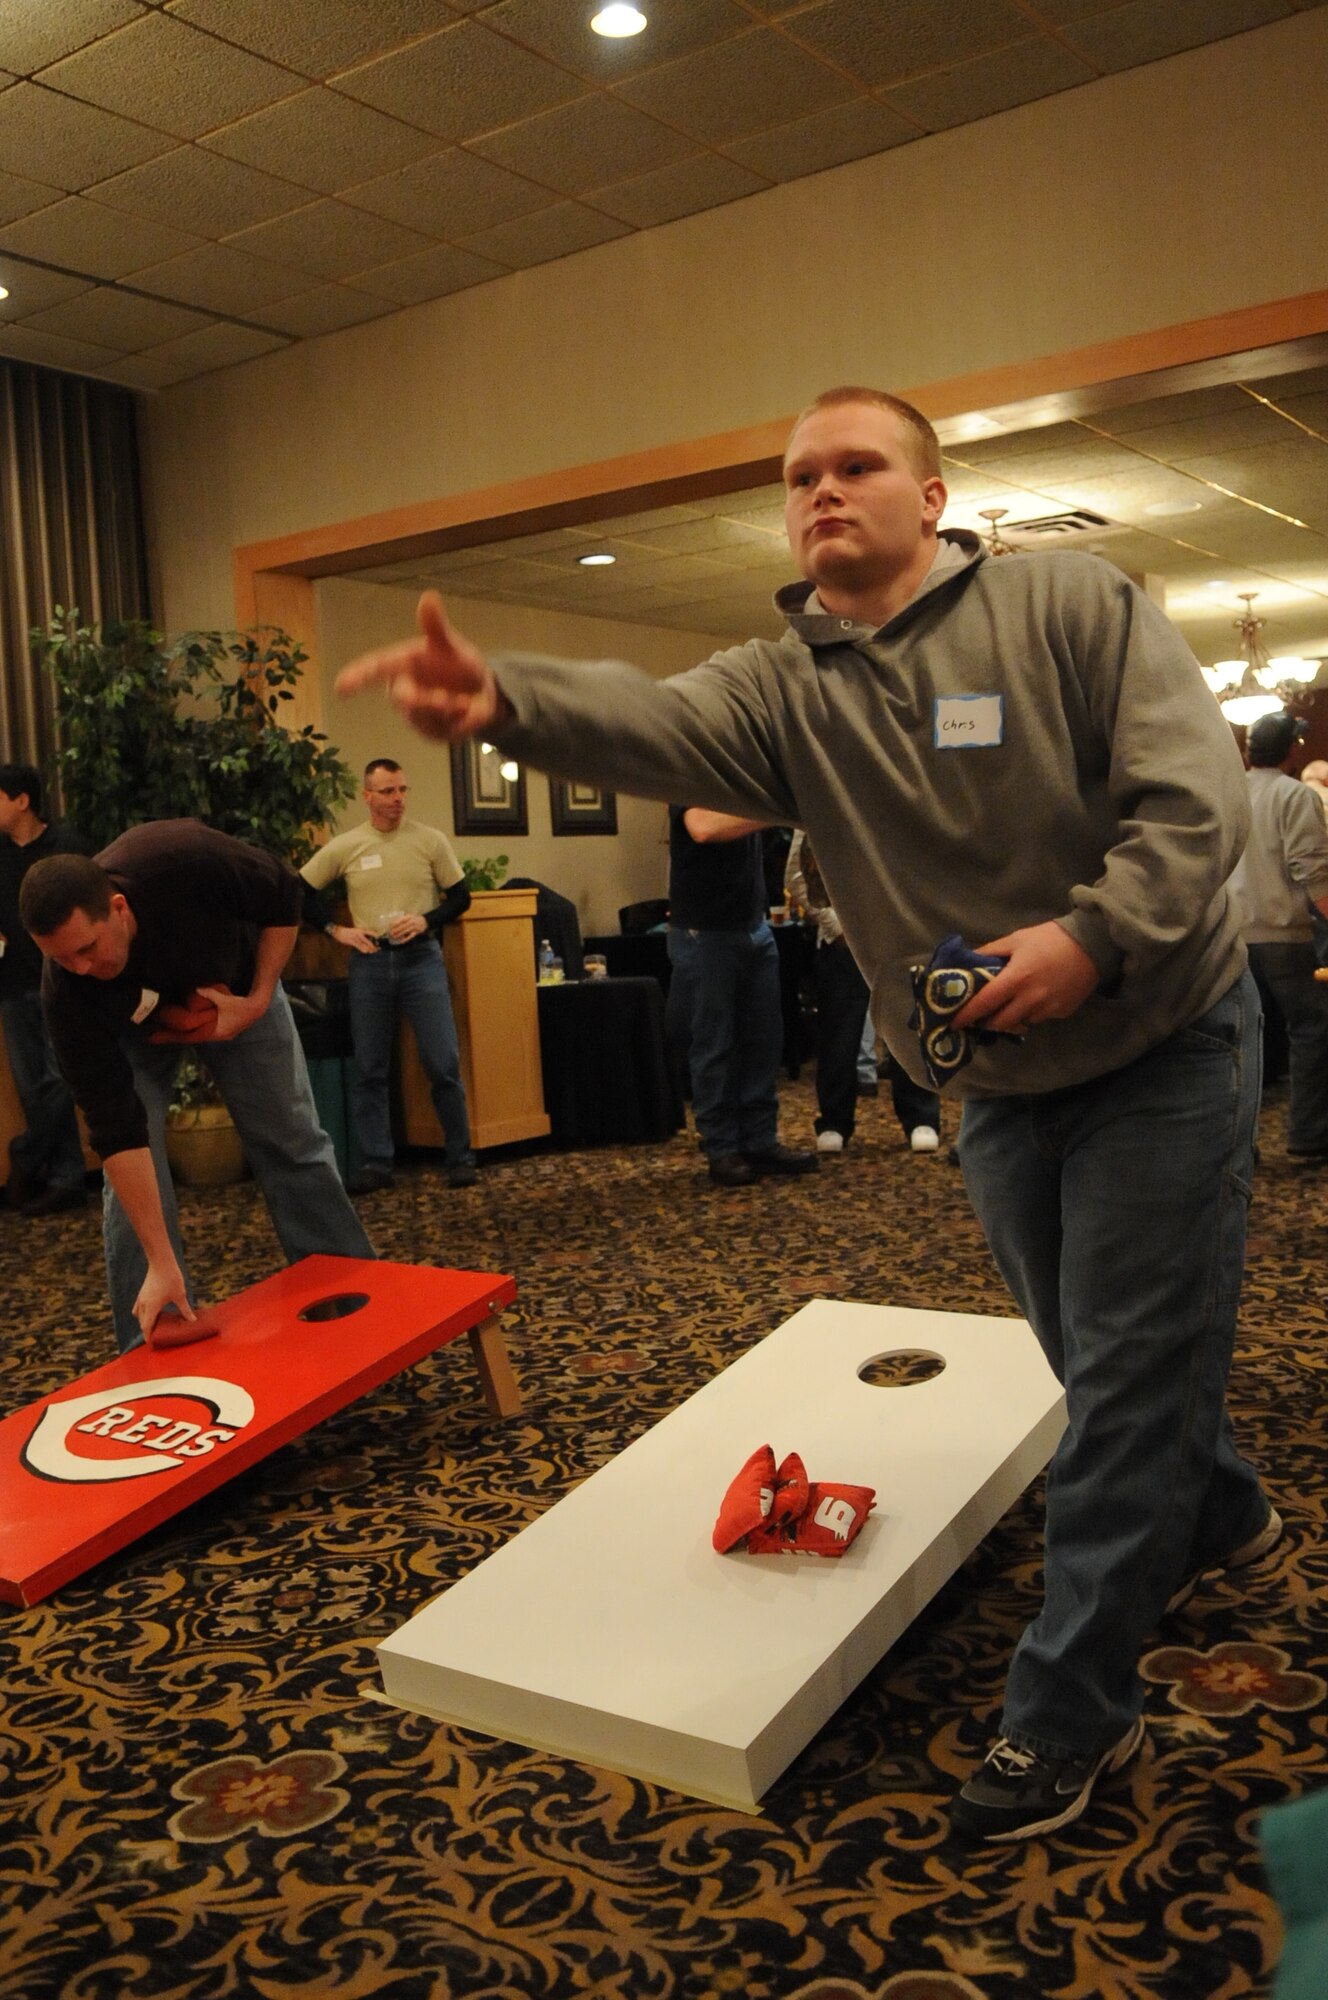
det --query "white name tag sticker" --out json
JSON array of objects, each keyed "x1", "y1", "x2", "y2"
[
  {"x1": 358, "y1": 853, "x2": 384, "y2": 871},
  {"x1": 934, "y1": 693, "x2": 1003, "y2": 748},
  {"x1": 132, "y1": 988, "x2": 160, "y2": 1025}
]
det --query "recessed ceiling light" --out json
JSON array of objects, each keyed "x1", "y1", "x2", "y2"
[
  {"x1": 1143, "y1": 499, "x2": 1203, "y2": 517},
  {"x1": 591, "y1": 5, "x2": 647, "y2": 38},
  {"x1": 1204, "y1": 580, "x2": 1232, "y2": 590},
  {"x1": 578, "y1": 552, "x2": 616, "y2": 566}
]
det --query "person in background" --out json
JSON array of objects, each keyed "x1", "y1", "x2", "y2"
[
  {"x1": 668, "y1": 805, "x2": 817, "y2": 1188},
  {"x1": 0, "y1": 764, "x2": 91, "y2": 1215},
  {"x1": 1230, "y1": 710, "x2": 1328, "y2": 1160},
  {"x1": 301, "y1": 758, "x2": 476, "y2": 1195},
  {"x1": 786, "y1": 829, "x2": 939, "y2": 1155},
  {"x1": 1299, "y1": 758, "x2": 1328, "y2": 969},
  {"x1": 21, "y1": 823, "x2": 373, "y2": 1352}
]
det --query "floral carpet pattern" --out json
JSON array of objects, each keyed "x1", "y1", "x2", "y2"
[{"x1": 0, "y1": 1077, "x2": 1324, "y2": 2000}]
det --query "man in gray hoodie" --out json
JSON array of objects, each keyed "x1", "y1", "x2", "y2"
[{"x1": 338, "y1": 386, "x2": 1277, "y2": 1844}]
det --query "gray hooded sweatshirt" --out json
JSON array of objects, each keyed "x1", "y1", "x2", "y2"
[{"x1": 492, "y1": 530, "x2": 1249, "y2": 1096}]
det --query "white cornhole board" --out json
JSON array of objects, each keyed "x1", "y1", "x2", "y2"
[{"x1": 377, "y1": 1300, "x2": 1065, "y2": 1811}]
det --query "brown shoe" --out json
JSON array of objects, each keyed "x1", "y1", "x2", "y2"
[{"x1": 708, "y1": 1153, "x2": 757, "y2": 1187}]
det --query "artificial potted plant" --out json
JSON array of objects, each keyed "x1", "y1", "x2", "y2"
[{"x1": 36, "y1": 610, "x2": 356, "y2": 1186}]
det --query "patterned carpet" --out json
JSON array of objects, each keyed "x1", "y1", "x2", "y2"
[{"x1": 1, "y1": 1074, "x2": 1324, "y2": 2000}]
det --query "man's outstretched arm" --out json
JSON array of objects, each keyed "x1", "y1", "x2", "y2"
[{"x1": 336, "y1": 592, "x2": 505, "y2": 743}]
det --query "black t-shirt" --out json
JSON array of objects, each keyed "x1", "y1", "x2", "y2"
[
  {"x1": 0, "y1": 819, "x2": 92, "y2": 999},
  {"x1": 667, "y1": 806, "x2": 766, "y2": 932},
  {"x1": 42, "y1": 819, "x2": 302, "y2": 1160}
]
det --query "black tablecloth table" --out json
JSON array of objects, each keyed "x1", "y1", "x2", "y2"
[
  {"x1": 536, "y1": 975, "x2": 682, "y2": 1145},
  {"x1": 582, "y1": 923, "x2": 815, "y2": 1077}
]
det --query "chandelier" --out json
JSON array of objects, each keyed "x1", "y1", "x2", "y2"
[
  {"x1": 977, "y1": 507, "x2": 1017, "y2": 556},
  {"x1": 1202, "y1": 593, "x2": 1319, "y2": 726}
]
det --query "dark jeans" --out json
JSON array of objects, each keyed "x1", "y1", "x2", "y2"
[
  {"x1": 666, "y1": 922, "x2": 782, "y2": 1156},
  {"x1": 1248, "y1": 940, "x2": 1328, "y2": 1153},
  {"x1": 108, "y1": 988, "x2": 373, "y2": 1353},
  {"x1": 957, "y1": 972, "x2": 1267, "y2": 1761},
  {"x1": 348, "y1": 937, "x2": 473, "y2": 1171},
  {"x1": 814, "y1": 937, "x2": 939, "y2": 1141},
  {"x1": 1, "y1": 989, "x2": 85, "y2": 1191}
]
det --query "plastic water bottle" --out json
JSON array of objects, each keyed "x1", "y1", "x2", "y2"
[{"x1": 538, "y1": 937, "x2": 555, "y2": 984}]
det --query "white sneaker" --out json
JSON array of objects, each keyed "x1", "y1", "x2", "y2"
[
  {"x1": 910, "y1": 1125, "x2": 940, "y2": 1153},
  {"x1": 816, "y1": 1129, "x2": 845, "y2": 1154}
]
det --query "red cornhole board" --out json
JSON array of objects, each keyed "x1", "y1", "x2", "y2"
[{"x1": 0, "y1": 1255, "x2": 518, "y2": 1608}]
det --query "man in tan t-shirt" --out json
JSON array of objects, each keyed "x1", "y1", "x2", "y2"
[{"x1": 301, "y1": 758, "x2": 475, "y2": 1193}]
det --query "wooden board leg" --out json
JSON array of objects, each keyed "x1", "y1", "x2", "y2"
[{"x1": 468, "y1": 1316, "x2": 522, "y2": 1418}]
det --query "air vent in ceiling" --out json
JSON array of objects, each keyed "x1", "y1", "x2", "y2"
[{"x1": 1003, "y1": 509, "x2": 1118, "y2": 543}]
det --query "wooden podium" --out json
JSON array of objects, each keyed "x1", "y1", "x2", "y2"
[{"x1": 401, "y1": 889, "x2": 550, "y2": 1151}]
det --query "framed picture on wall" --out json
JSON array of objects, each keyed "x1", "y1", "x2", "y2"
[
  {"x1": 549, "y1": 777, "x2": 618, "y2": 836},
  {"x1": 450, "y1": 741, "x2": 527, "y2": 835}
]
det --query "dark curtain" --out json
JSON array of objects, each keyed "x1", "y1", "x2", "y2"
[{"x1": 0, "y1": 359, "x2": 152, "y2": 774}]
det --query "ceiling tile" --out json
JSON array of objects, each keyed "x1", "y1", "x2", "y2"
[
  {"x1": 1272, "y1": 391, "x2": 1328, "y2": 436},
  {"x1": 614, "y1": 28, "x2": 854, "y2": 145},
  {"x1": 1061, "y1": 0, "x2": 1291, "y2": 73},
  {"x1": 166, "y1": 0, "x2": 453, "y2": 79},
  {"x1": 724, "y1": 96, "x2": 915, "y2": 180},
  {"x1": 262, "y1": 284, "x2": 398, "y2": 337},
  {"x1": 0, "y1": 267, "x2": 94, "y2": 318},
  {"x1": 481, "y1": 0, "x2": 752, "y2": 80},
  {"x1": 0, "y1": 83, "x2": 174, "y2": 190},
  {"x1": 126, "y1": 240, "x2": 300, "y2": 313},
  {"x1": 343, "y1": 149, "x2": 554, "y2": 237},
  {"x1": 620, "y1": 515, "x2": 782, "y2": 558},
  {"x1": 1022, "y1": 0, "x2": 1164, "y2": 18},
  {"x1": 882, "y1": 36, "x2": 1096, "y2": 130},
  {"x1": 224, "y1": 199, "x2": 437, "y2": 281},
  {"x1": 0, "y1": 323, "x2": 121, "y2": 371},
  {"x1": 88, "y1": 348, "x2": 205, "y2": 388},
  {"x1": 1101, "y1": 404, "x2": 1296, "y2": 459},
  {"x1": 334, "y1": 19, "x2": 589, "y2": 142},
  {"x1": 1165, "y1": 439, "x2": 1328, "y2": 526},
  {"x1": 0, "y1": 171, "x2": 64, "y2": 226},
  {"x1": 469, "y1": 95, "x2": 695, "y2": 196},
  {"x1": 1093, "y1": 383, "x2": 1259, "y2": 433},
  {"x1": 1256, "y1": 363, "x2": 1328, "y2": 401},
  {"x1": 0, "y1": 0, "x2": 146, "y2": 77},
  {"x1": 593, "y1": 153, "x2": 768, "y2": 228},
  {"x1": 21, "y1": 285, "x2": 212, "y2": 350},
  {"x1": 0, "y1": 195, "x2": 202, "y2": 277},
  {"x1": 38, "y1": 12, "x2": 300, "y2": 141},
  {"x1": 89, "y1": 145, "x2": 309, "y2": 235},
  {"x1": 457, "y1": 201, "x2": 631, "y2": 270},
  {"x1": 789, "y1": 0, "x2": 1033, "y2": 89},
  {"x1": 203, "y1": 87, "x2": 440, "y2": 194},
  {"x1": 351, "y1": 242, "x2": 509, "y2": 305},
  {"x1": 135, "y1": 319, "x2": 289, "y2": 374}
]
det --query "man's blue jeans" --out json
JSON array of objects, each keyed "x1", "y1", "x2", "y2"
[
  {"x1": 347, "y1": 937, "x2": 473, "y2": 1172},
  {"x1": 1248, "y1": 941, "x2": 1328, "y2": 1154},
  {"x1": 667, "y1": 922, "x2": 782, "y2": 1156},
  {"x1": 107, "y1": 987, "x2": 374, "y2": 1353},
  {"x1": 957, "y1": 971, "x2": 1268, "y2": 1761},
  {"x1": 1, "y1": 990, "x2": 86, "y2": 1191}
]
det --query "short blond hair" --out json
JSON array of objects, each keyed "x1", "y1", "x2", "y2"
[{"x1": 788, "y1": 386, "x2": 942, "y2": 481}]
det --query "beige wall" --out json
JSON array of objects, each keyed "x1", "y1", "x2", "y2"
[
  {"x1": 145, "y1": 13, "x2": 1328, "y2": 634},
  {"x1": 316, "y1": 577, "x2": 741, "y2": 936}
]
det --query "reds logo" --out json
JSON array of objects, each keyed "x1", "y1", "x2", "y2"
[{"x1": 22, "y1": 1378, "x2": 256, "y2": 1485}]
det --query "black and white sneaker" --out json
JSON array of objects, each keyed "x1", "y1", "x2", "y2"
[
  {"x1": 1166, "y1": 1505, "x2": 1284, "y2": 1615},
  {"x1": 951, "y1": 1717, "x2": 1146, "y2": 1842}
]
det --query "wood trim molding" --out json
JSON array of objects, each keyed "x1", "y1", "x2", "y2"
[{"x1": 232, "y1": 286, "x2": 1328, "y2": 717}]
